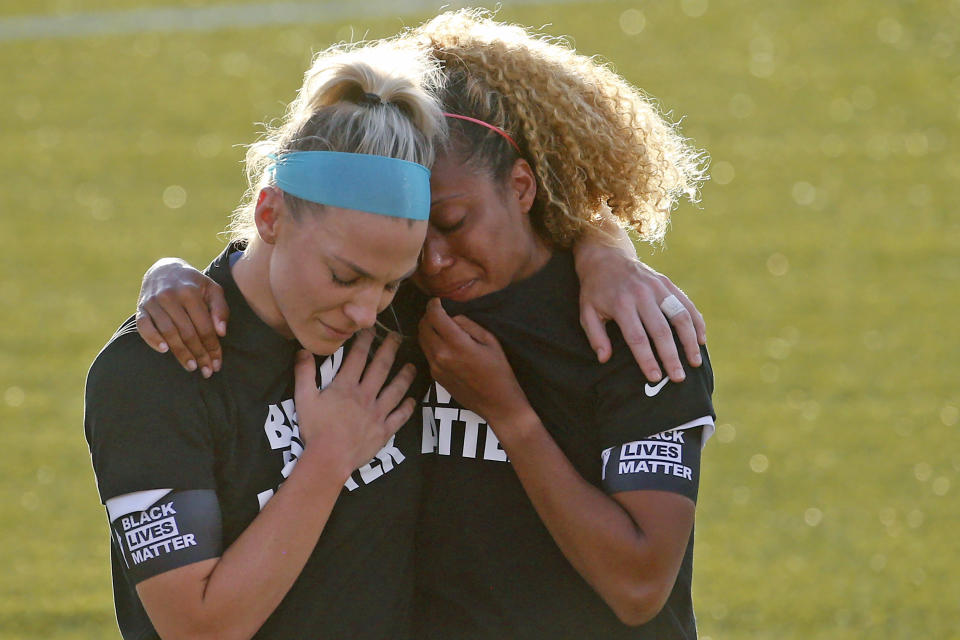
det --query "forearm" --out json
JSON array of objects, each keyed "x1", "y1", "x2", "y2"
[
  {"x1": 489, "y1": 409, "x2": 666, "y2": 624},
  {"x1": 572, "y1": 209, "x2": 637, "y2": 265},
  {"x1": 142, "y1": 447, "x2": 351, "y2": 640}
]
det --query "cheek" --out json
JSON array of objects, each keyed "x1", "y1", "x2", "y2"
[
  {"x1": 445, "y1": 236, "x2": 474, "y2": 265},
  {"x1": 271, "y1": 246, "x2": 322, "y2": 312}
]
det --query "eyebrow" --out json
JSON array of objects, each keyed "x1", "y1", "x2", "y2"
[
  {"x1": 430, "y1": 192, "x2": 468, "y2": 206},
  {"x1": 332, "y1": 255, "x2": 417, "y2": 284}
]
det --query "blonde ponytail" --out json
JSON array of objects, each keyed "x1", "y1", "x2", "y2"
[{"x1": 230, "y1": 40, "x2": 444, "y2": 241}]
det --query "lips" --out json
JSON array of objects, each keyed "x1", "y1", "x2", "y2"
[
  {"x1": 428, "y1": 279, "x2": 478, "y2": 301},
  {"x1": 318, "y1": 320, "x2": 354, "y2": 340}
]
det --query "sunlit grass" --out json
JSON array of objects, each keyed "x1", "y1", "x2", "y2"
[{"x1": 2, "y1": 0, "x2": 956, "y2": 638}]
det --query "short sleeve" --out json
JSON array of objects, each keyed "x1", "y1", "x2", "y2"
[
  {"x1": 85, "y1": 321, "x2": 217, "y2": 503},
  {"x1": 601, "y1": 427, "x2": 703, "y2": 502},
  {"x1": 594, "y1": 331, "x2": 715, "y2": 453},
  {"x1": 106, "y1": 489, "x2": 223, "y2": 583}
]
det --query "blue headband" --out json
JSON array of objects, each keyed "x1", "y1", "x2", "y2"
[{"x1": 269, "y1": 151, "x2": 431, "y2": 221}]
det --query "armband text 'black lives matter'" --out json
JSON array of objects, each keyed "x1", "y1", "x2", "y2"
[{"x1": 106, "y1": 489, "x2": 222, "y2": 583}]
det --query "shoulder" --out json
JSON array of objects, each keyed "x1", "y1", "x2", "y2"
[
  {"x1": 605, "y1": 327, "x2": 714, "y2": 391},
  {"x1": 86, "y1": 317, "x2": 200, "y2": 405},
  {"x1": 596, "y1": 333, "x2": 715, "y2": 446},
  {"x1": 459, "y1": 252, "x2": 591, "y2": 355},
  {"x1": 85, "y1": 316, "x2": 209, "y2": 454},
  {"x1": 85, "y1": 318, "x2": 217, "y2": 503}
]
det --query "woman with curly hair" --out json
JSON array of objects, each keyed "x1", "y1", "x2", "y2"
[
  {"x1": 132, "y1": 10, "x2": 712, "y2": 638},
  {"x1": 406, "y1": 11, "x2": 713, "y2": 638}
]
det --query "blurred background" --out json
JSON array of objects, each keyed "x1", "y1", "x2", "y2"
[{"x1": 1, "y1": 0, "x2": 957, "y2": 637}]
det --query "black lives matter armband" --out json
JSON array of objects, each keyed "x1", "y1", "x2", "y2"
[
  {"x1": 601, "y1": 424, "x2": 709, "y2": 503},
  {"x1": 106, "y1": 489, "x2": 223, "y2": 584}
]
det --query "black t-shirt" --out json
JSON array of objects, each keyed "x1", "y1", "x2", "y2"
[
  {"x1": 84, "y1": 244, "x2": 425, "y2": 640},
  {"x1": 413, "y1": 251, "x2": 715, "y2": 639}
]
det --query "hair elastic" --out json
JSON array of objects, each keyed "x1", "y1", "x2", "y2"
[
  {"x1": 443, "y1": 113, "x2": 522, "y2": 154},
  {"x1": 358, "y1": 92, "x2": 383, "y2": 106},
  {"x1": 269, "y1": 151, "x2": 431, "y2": 221}
]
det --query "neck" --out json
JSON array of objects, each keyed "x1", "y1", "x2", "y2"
[
  {"x1": 512, "y1": 227, "x2": 553, "y2": 284},
  {"x1": 230, "y1": 239, "x2": 295, "y2": 339}
]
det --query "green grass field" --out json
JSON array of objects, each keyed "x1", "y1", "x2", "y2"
[{"x1": 1, "y1": 0, "x2": 957, "y2": 637}]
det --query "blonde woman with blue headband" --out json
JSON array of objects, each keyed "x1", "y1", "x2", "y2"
[{"x1": 84, "y1": 39, "x2": 443, "y2": 640}]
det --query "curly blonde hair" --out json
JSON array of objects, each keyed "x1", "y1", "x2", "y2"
[
  {"x1": 405, "y1": 9, "x2": 705, "y2": 246},
  {"x1": 228, "y1": 39, "x2": 445, "y2": 242}
]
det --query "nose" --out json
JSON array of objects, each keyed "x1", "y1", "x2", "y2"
[
  {"x1": 419, "y1": 231, "x2": 454, "y2": 277},
  {"x1": 342, "y1": 287, "x2": 382, "y2": 330}
]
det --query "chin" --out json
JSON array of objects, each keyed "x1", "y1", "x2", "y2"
[
  {"x1": 420, "y1": 278, "x2": 487, "y2": 302},
  {"x1": 295, "y1": 331, "x2": 348, "y2": 356},
  {"x1": 307, "y1": 340, "x2": 346, "y2": 357}
]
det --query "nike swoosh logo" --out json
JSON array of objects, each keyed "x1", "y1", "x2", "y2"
[{"x1": 644, "y1": 378, "x2": 670, "y2": 397}]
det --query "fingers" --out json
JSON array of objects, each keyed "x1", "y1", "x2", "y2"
[
  {"x1": 419, "y1": 300, "x2": 470, "y2": 369},
  {"x1": 693, "y1": 311, "x2": 707, "y2": 346},
  {"x1": 579, "y1": 304, "x2": 613, "y2": 363},
  {"x1": 384, "y1": 397, "x2": 417, "y2": 435},
  {"x1": 204, "y1": 282, "x2": 230, "y2": 337},
  {"x1": 633, "y1": 298, "x2": 687, "y2": 382},
  {"x1": 663, "y1": 304, "x2": 702, "y2": 369},
  {"x1": 135, "y1": 306, "x2": 169, "y2": 354},
  {"x1": 450, "y1": 314, "x2": 494, "y2": 345},
  {"x1": 337, "y1": 329, "x2": 374, "y2": 382},
  {"x1": 182, "y1": 295, "x2": 223, "y2": 375},
  {"x1": 614, "y1": 299, "x2": 674, "y2": 383},
  {"x1": 157, "y1": 294, "x2": 216, "y2": 378},
  {"x1": 422, "y1": 298, "x2": 467, "y2": 344},
  {"x1": 376, "y1": 362, "x2": 416, "y2": 411},
  {"x1": 417, "y1": 317, "x2": 438, "y2": 359},
  {"x1": 665, "y1": 281, "x2": 706, "y2": 346},
  {"x1": 359, "y1": 332, "x2": 401, "y2": 395},
  {"x1": 293, "y1": 350, "x2": 318, "y2": 406},
  {"x1": 138, "y1": 302, "x2": 198, "y2": 372}
]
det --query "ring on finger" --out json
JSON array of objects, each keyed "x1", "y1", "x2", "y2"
[{"x1": 659, "y1": 294, "x2": 686, "y2": 319}]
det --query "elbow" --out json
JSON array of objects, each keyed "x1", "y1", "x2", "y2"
[
  {"x1": 159, "y1": 630, "x2": 248, "y2": 640},
  {"x1": 608, "y1": 581, "x2": 672, "y2": 627},
  {"x1": 154, "y1": 616, "x2": 252, "y2": 640}
]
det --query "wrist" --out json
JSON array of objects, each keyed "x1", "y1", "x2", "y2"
[
  {"x1": 486, "y1": 403, "x2": 545, "y2": 449},
  {"x1": 146, "y1": 257, "x2": 191, "y2": 273},
  {"x1": 294, "y1": 445, "x2": 356, "y2": 485},
  {"x1": 574, "y1": 235, "x2": 635, "y2": 277}
]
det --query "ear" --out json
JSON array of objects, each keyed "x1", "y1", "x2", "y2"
[
  {"x1": 253, "y1": 187, "x2": 286, "y2": 245},
  {"x1": 508, "y1": 158, "x2": 537, "y2": 216}
]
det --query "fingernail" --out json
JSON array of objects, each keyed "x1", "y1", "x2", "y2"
[
  {"x1": 158, "y1": 342, "x2": 169, "y2": 353},
  {"x1": 651, "y1": 370, "x2": 662, "y2": 381},
  {"x1": 201, "y1": 366, "x2": 212, "y2": 378},
  {"x1": 674, "y1": 370, "x2": 686, "y2": 381},
  {"x1": 186, "y1": 360, "x2": 198, "y2": 371},
  {"x1": 213, "y1": 359, "x2": 222, "y2": 372},
  {"x1": 217, "y1": 321, "x2": 227, "y2": 334}
]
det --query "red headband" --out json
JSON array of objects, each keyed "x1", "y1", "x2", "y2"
[{"x1": 443, "y1": 113, "x2": 522, "y2": 154}]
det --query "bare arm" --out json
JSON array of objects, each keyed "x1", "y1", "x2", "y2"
[
  {"x1": 137, "y1": 445, "x2": 351, "y2": 640},
  {"x1": 572, "y1": 215, "x2": 705, "y2": 383},
  {"x1": 136, "y1": 332, "x2": 416, "y2": 639},
  {"x1": 418, "y1": 301, "x2": 693, "y2": 625},
  {"x1": 487, "y1": 408, "x2": 694, "y2": 625}
]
